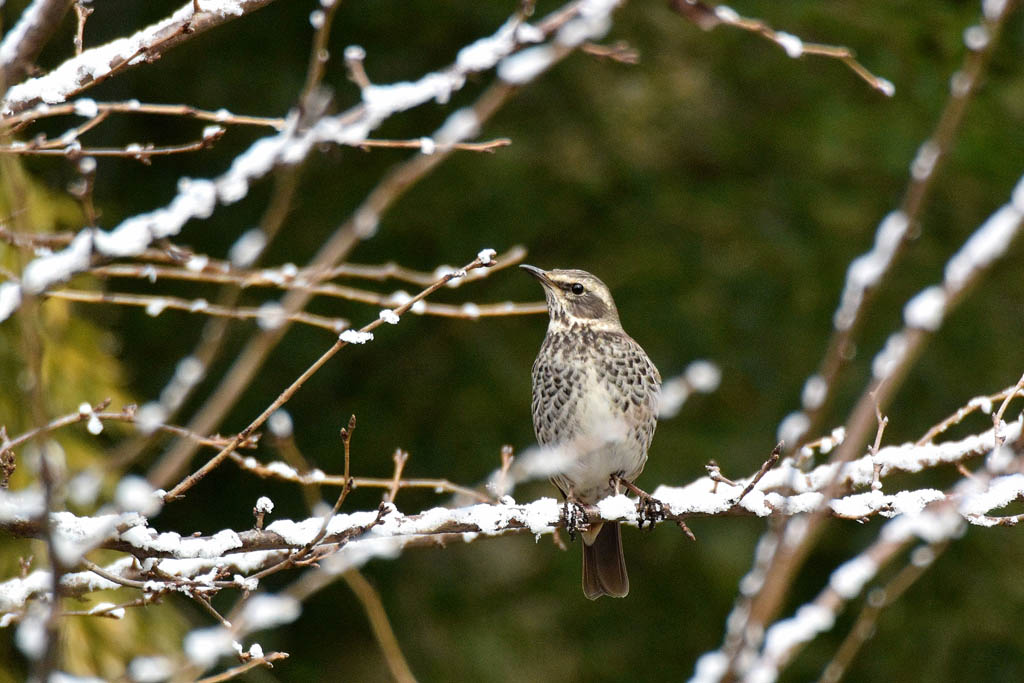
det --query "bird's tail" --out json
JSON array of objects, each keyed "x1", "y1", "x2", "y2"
[{"x1": 582, "y1": 522, "x2": 629, "y2": 599}]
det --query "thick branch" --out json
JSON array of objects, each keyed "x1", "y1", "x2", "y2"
[{"x1": 0, "y1": 0, "x2": 74, "y2": 88}]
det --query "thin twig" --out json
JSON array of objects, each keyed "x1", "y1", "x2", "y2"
[
  {"x1": 88, "y1": 244, "x2": 528, "y2": 289},
  {"x1": 1, "y1": 100, "x2": 285, "y2": 133},
  {"x1": 14, "y1": 109, "x2": 113, "y2": 150},
  {"x1": 35, "y1": 442, "x2": 64, "y2": 682},
  {"x1": 385, "y1": 449, "x2": 409, "y2": 503},
  {"x1": 735, "y1": 442, "x2": 783, "y2": 504},
  {"x1": 81, "y1": 558, "x2": 148, "y2": 589},
  {"x1": 162, "y1": 253, "x2": 497, "y2": 501},
  {"x1": 297, "y1": 0, "x2": 343, "y2": 102},
  {"x1": 342, "y1": 570, "x2": 417, "y2": 683},
  {"x1": 56, "y1": 272, "x2": 546, "y2": 321},
  {"x1": 229, "y1": 451, "x2": 490, "y2": 502},
  {"x1": 73, "y1": 1, "x2": 93, "y2": 55},
  {"x1": 869, "y1": 393, "x2": 889, "y2": 492},
  {"x1": 46, "y1": 288, "x2": 350, "y2": 332},
  {"x1": 706, "y1": 460, "x2": 737, "y2": 491},
  {"x1": 0, "y1": 402, "x2": 256, "y2": 463},
  {"x1": 0, "y1": 129, "x2": 226, "y2": 161},
  {"x1": 193, "y1": 593, "x2": 232, "y2": 628},
  {"x1": 668, "y1": 0, "x2": 893, "y2": 94},
  {"x1": 494, "y1": 444, "x2": 516, "y2": 498},
  {"x1": 918, "y1": 383, "x2": 1024, "y2": 446},
  {"x1": 818, "y1": 541, "x2": 951, "y2": 683},
  {"x1": 0, "y1": 223, "x2": 79, "y2": 249},
  {"x1": 195, "y1": 652, "x2": 289, "y2": 683},
  {"x1": 62, "y1": 594, "x2": 155, "y2": 618},
  {"x1": 340, "y1": 415, "x2": 355, "y2": 507},
  {"x1": 580, "y1": 40, "x2": 639, "y2": 64},
  {"x1": 358, "y1": 137, "x2": 512, "y2": 153},
  {"x1": 992, "y1": 373, "x2": 1024, "y2": 448}
]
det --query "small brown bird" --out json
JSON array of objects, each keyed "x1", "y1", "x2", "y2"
[{"x1": 522, "y1": 265, "x2": 661, "y2": 599}]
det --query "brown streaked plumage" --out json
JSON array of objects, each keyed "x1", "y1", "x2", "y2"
[{"x1": 522, "y1": 265, "x2": 661, "y2": 599}]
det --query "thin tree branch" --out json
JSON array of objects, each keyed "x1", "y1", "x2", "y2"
[
  {"x1": 194, "y1": 652, "x2": 289, "y2": 683},
  {"x1": 668, "y1": 0, "x2": 893, "y2": 95},
  {"x1": 0, "y1": 100, "x2": 285, "y2": 133},
  {"x1": 342, "y1": 570, "x2": 417, "y2": 683}
]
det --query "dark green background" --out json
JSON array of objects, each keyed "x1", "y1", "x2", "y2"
[{"x1": 4, "y1": 0, "x2": 1024, "y2": 680}]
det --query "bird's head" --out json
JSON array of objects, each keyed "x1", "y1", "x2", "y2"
[{"x1": 520, "y1": 265, "x2": 622, "y2": 330}]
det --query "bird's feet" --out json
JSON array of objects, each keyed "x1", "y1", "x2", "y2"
[
  {"x1": 637, "y1": 494, "x2": 665, "y2": 531},
  {"x1": 610, "y1": 473, "x2": 665, "y2": 531},
  {"x1": 562, "y1": 498, "x2": 590, "y2": 542}
]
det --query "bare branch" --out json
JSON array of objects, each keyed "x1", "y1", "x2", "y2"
[
  {"x1": 0, "y1": 127, "x2": 227, "y2": 161},
  {"x1": 668, "y1": 0, "x2": 893, "y2": 94},
  {"x1": 72, "y1": 1, "x2": 93, "y2": 56},
  {"x1": 0, "y1": 401, "x2": 258, "y2": 463},
  {"x1": 195, "y1": 652, "x2": 289, "y2": 683},
  {"x1": 1, "y1": 100, "x2": 285, "y2": 133},
  {"x1": 47, "y1": 288, "x2": 350, "y2": 333},
  {"x1": 357, "y1": 137, "x2": 512, "y2": 153},
  {"x1": 342, "y1": 570, "x2": 417, "y2": 683}
]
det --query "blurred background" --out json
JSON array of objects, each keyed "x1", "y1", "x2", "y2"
[{"x1": 2, "y1": 0, "x2": 1024, "y2": 680}]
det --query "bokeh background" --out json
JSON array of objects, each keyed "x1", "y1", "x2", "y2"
[{"x1": 2, "y1": 0, "x2": 1024, "y2": 680}]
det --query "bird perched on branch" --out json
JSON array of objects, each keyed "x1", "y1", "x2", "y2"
[{"x1": 522, "y1": 265, "x2": 661, "y2": 599}]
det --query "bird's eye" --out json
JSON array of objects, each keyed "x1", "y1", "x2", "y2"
[{"x1": 570, "y1": 283, "x2": 585, "y2": 295}]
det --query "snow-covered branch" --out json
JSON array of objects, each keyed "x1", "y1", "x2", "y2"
[
  {"x1": 0, "y1": 0, "x2": 73, "y2": 88},
  {"x1": 1, "y1": 0, "x2": 279, "y2": 116},
  {"x1": 700, "y1": 435, "x2": 1024, "y2": 683},
  {"x1": 3, "y1": 409, "x2": 1022, "y2": 619}
]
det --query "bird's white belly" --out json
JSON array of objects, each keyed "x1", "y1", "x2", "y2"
[{"x1": 555, "y1": 376, "x2": 646, "y2": 502}]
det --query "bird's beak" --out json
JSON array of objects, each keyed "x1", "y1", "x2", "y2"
[{"x1": 520, "y1": 264, "x2": 552, "y2": 288}]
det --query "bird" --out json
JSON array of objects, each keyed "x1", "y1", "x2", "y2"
[{"x1": 521, "y1": 265, "x2": 661, "y2": 599}]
